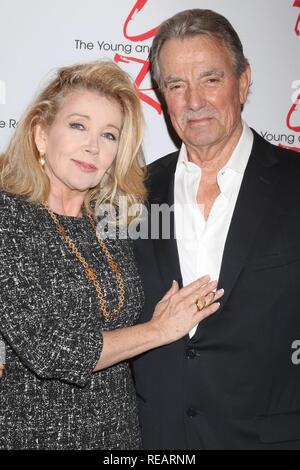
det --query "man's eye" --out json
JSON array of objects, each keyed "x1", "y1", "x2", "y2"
[
  {"x1": 206, "y1": 78, "x2": 220, "y2": 84},
  {"x1": 169, "y1": 84, "x2": 183, "y2": 91},
  {"x1": 102, "y1": 132, "x2": 117, "y2": 141},
  {"x1": 69, "y1": 122, "x2": 85, "y2": 130}
]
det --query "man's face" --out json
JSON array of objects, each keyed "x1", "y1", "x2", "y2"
[{"x1": 158, "y1": 35, "x2": 251, "y2": 154}]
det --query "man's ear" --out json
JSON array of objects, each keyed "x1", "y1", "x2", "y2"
[
  {"x1": 34, "y1": 122, "x2": 48, "y2": 153},
  {"x1": 239, "y1": 65, "x2": 251, "y2": 106}
]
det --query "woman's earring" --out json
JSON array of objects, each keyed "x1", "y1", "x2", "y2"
[{"x1": 38, "y1": 150, "x2": 45, "y2": 167}]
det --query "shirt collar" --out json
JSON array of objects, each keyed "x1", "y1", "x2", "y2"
[
  {"x1": 222, "y1": 121, "x2": 253, "y2": 175},
  {"x1": 176, "y1": 121, "x2": 254, "y2": 177}
]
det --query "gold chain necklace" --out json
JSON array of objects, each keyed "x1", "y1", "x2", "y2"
[{"x1": 43, "y1": 202, "x2": 125, "y2": 320}]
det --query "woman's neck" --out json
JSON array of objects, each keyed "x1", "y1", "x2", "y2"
[{"x1": 46, "y1": 191, "x2": 86, "y2": 217}]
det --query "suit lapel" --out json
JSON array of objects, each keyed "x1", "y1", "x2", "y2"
[
  {"x1": 215, "y1": 131, "x2": 281, "y2": 314},
  {"x1": 190, "y1": 132, "x2": 281, "y2": 341},
  {"x1": 149, "y1": 133, "x2": 280, "y2": 341},
  {"x1": 150, "y1": 156, "x2": 183, "y2": 291}
]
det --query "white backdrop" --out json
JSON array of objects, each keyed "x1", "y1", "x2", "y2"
[{"x1": 0, "y1": 0, "x2": 299, "y2": 162}]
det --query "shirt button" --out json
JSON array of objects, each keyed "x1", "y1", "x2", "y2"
[
  {"x1": 186, "y1": 348, "x2": 196, "y2": 359},
  {"x1": 186, "y1": 408, "x2": 197, "y2": 418}
]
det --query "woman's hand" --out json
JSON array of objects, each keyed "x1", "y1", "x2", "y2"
[
  {"x1": 150, "y1": 275, "x2": 224, "y2": 345},
  {"x1": 0, "y1": 363, "x2": 5, "y2": 378},
  {"x1": 95, "y1": 276, "x2": 223, "y2": 371}
]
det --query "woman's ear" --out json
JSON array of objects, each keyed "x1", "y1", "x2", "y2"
[{"x1": 34, "y1": 123, "x2": 48, "y2": 153}]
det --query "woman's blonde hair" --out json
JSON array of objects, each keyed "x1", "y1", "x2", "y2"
[{"x1": 0, "y1": 60, "x2": 146, "y2": 222}]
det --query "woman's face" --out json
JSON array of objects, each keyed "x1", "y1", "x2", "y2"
[{"x1": 35, "y1": 89, "x2": 123, "y2": 196}]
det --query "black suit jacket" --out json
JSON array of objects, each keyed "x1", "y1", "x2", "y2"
[{"x1": 132, "y1": 130, "x2": 300, "y2": 449}]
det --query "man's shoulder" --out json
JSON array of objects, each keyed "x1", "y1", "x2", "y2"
[
  {"x1": 274, "y1": 145, "x2": 300, "y2": 166},
  {"x1": 144, "y1": 151, "x2": 179, "y2": 201},
  {"x1": 145, "y1": 150, "x2": 179, "y2": 188},
  {"x1": 269, "y1": 141, "x2": 300, "y2": 177},
  {"x1": 252, "y1": 129, "x2": 300, "y2": 172},
  {"x1": 147, "y1": 150, "x2": 179, "y2": 175}
]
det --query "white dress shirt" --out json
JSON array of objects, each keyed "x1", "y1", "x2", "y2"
[{"x1": 174, "y1": 122, "x2": 254, "y2": 337}]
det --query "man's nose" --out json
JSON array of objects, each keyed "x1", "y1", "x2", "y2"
[{"x1": 186, "y1": 86, "x2": 206, "y2": 110}]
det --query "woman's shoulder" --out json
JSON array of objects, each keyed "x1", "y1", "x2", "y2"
[
  {"x1": 0, "y1": 191, "x2": 20, "y2": 215},
  {"x1": 0, "y1": 191, "x2": 38, "y2": 227},
  {"x1": 0, "y1": 190, "x2": 21, "y2": 204},
  {"x1": 0, "y1": 190, "x2": 26, "y2": 211}
]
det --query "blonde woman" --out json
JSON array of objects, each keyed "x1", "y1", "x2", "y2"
[{"x1": 0, "y1": 61, "x2": 223, "y2": 449}]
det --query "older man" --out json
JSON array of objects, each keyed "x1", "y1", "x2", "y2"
[{"x1": 133, "y1": 9, "x2": 300, "y2": 449}]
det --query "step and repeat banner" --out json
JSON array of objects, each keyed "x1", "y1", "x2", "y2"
[{"x1": 0, "y1": 0, "x2": 299, "y2": 162}]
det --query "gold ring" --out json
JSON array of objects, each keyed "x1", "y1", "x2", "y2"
[{"x1": 196, "y1": 297, "x2": 206, "y2": 311}]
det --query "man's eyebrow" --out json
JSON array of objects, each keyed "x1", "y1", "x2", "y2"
[
  {"x1": 199, "y1": 69, "x2": 225, "y2": 78},
  {"x1": 163, "y1": 76, "x2": 184, "y2": 86},
  {"x1": 163, "y1": 69, "x2": 225, "y2": 86}
]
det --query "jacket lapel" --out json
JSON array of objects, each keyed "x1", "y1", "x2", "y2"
[
  {"x1": 214, "y1": 131, "x2": 281, "y2": 314},
  {"x1": 149, "y1": 133, "x2": 281, "y2": 341},
  {"x1": 190, "y1": 131, "x2": 281, "y2": 342},
  {"x1": 149, "y1": 155, "x2": 183, "y2": 291}
]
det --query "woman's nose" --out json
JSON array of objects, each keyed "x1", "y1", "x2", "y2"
[{"x1": 85, "y1": 134, "x2": 99, "y2": 155}]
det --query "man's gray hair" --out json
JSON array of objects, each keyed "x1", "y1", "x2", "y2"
[{"x1": 150, "y1": 9, "x2": 249, "y2": 88}]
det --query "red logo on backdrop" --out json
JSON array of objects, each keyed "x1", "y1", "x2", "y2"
[
  {"x1": 115, "y1": 0, "x2": 161, "y2": 114},
  {"x1": 123, "y1": 0, "x2": 158, "y2": 41},
  {"x1": 294, "y1": 0, "x2": 300, "y2": 36},
  {"x1": 279, "y1": 2, "x2": 300, "y2": 152},
  {"x1": 281, "y1": 86, "x2": 300, "y2": 152},
  {"x1": 287, "y1": 93, "x2": 300, "y2": 133},
  {"x1": 281, "y1": 90, "x2": 300, "y2": 152}
]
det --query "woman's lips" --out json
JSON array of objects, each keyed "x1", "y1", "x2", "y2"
[{"x1": 72, "y1": 159, "x2": 97, "y2": 172}]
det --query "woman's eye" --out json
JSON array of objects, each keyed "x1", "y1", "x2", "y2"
[
  {"x1": 102, "y1": 132, "x2": 118, "y2": 141},
  {"x1": 69, "y1": 122, "x2": 85, "y2": 130}
]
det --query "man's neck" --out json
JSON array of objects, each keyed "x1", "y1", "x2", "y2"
[{"x1": 186, "y1": 121, "x2": 243, "y2": 176}]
